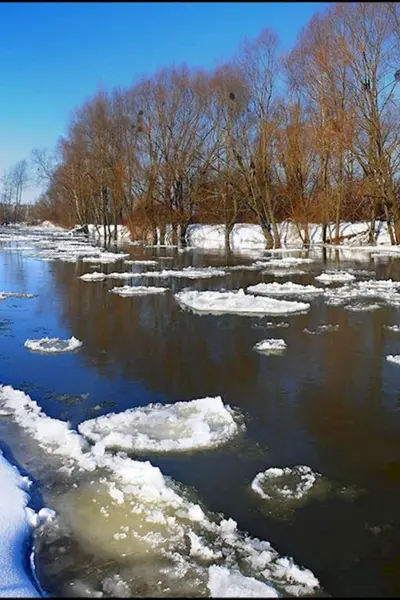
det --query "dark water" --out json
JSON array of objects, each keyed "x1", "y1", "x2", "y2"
[{"x1": 2, "y1": 230, "x2": 400, "y2": 596}]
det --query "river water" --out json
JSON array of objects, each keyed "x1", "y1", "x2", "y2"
[{"x1": 1, "y1": 226, "x2": 400, "y2": 597}]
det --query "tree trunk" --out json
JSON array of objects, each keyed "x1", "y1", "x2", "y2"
[
  {"x1": 225, "y1": 221, "x2": 234, "y2": 253},
  {"x1": 152, "y1": 226, "x2": 158, "y2": 245},
  {"x1": 260, "y1": 221, "x2": 274, "y2": 249},
  {"x1": 322, "y1": 222, "x2": 328, "y2": 244},
  {"x1": 303, "y1": 223, "x2": 310, "y2": 249},
  {"x1": 368, "y1": 203, "x2": 376, "y2": 244},
  {"x1": 159, "y1": 224, "x2": 166, "y2": 245},
  {"x1": 171, "y1": 223, "x2": 178, "y2": 245}
]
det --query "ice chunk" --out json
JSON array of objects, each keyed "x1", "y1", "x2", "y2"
[
  {"x1": 387, "y1": 355, "x2": 400, "y2": 366},
  {"x1": 106, "y1": 271, "x2": 136, "y2": 280},
  {"x1": 78, "y1": 396, "x2": 241, "y2": 453},
  {"x1": 132, "y1": 266, "x2": 227, "y2": 279},
  {"x1": 0, "y1": 291, "x2": 36, "y2": 300},
  {"x1": 385, "y1": 325, "x2": 400, "y2": 332},
  {"x1": 175, "y1": 289, "x2": 310, "y2": 316},
  {"x1": 110, "y1": 285, "x2": 168, "y2": 297},
  {"x1": 267, "y1": 269, "x2": 306, "y2": 278},
  {"x1": 315, "y1": 271, "x2": 356, "y2": 284},
  {"x1": 264, "y1": 257, "x2": 314, "y2": 268},
  {"x1": 253, "y1": 339, "x2": 287, "y2": 355},
  {"x1": 251, "y1": 466, "x2": 320, "y2": 501},
  {"x1": 79, "y1": 272, "x2": 107, "y2": 282},
  {"x1": 344, "y1": 303, "x2": 381, "y2": 312},
  {"x1": 24, "y1": 336, "x2": 83, "y2": 353},
  {"x1": 207, "y1": 565, "x2": 279, "y2": 598},
  {"x1": 124, "y1": 260, "x2": 158, "y2": 266},
  {"x1": 304, "y1": 324, "x2": 339, "y2": 334},
  {"x1": 247, "y1": 282, "x2": 323, "y2": 297}
]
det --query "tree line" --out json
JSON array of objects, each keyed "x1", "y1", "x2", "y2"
[{"x1": 15, "y1": 3, "x2": 400, "y2": 248}]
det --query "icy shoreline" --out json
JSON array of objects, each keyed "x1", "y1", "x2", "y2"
[{"x1": 0, "y1": 449, "x2": 39, "y2": 597}]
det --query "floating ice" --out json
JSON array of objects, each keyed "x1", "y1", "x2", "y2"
[
  {"x1": 106, "y1": 271, "x2": 136, "y2": 280},
  {"x1": 251, "y1": 466, "x2": 320, "y2": 502},
  {"x1": 323, "y1": 278, "x2": 400, "y2": 307},
  {"x1": 386, "y1": 355, "x2": 400, "y2": 366},
  {"x1": 175, "y1": 289, "x2": 310, "y2": 316},
  {"x1": 133, "y1": 266, "x2": 227, "y2": 279},
  {"x1": 79, "y1": 272, "x2": 107, "y2": 282},
  {"x1": 344, "y1": 302, "x2": 381, "y2": 312},
  {"x1": 78, "y1": 396, "x2": 241, "y2": 453},
  {"x1": 253, "y1": 339, "x2": 287, "y2": 355},
  {"x1": 24, "y1": 336, "x2": 83, "y2": 353},
  {"x1": 207, "y1": 565, "x2": 279, "y2": 598},
  {"x1": 247, "y1": 282, "x2": 323, "y2": 297},
  {"x1": 264, "y1": 257, "x2": 314, "y2": 268},
  {"x1": 385, "y1": 325, "x2": 400, "y2": 332},
  {"x1": 0, "y1": 291, "x2": 36, "y2": 300},
  {"x1": 267, "y1": 269, "x2": 306, "y2": 278},
  {"x1": 110, "y1": 285, "x2": 168, "y2": 297},
  {"x1": 0, "y1": 385, "x2": 320, "y2": 597},
  {"x1": 315, "y1": 271, "x2": 356, "y2": 284},
  {"x1": 304, "y1": 324, "x2": 339, "y2": 335},
  {"x1": 124, "y1": 259, "x2": 158, "y2": 266}
]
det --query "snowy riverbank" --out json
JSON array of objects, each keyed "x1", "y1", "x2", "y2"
[{"x1": 0, "y1": 449, "x2": 38, "y2": 597}]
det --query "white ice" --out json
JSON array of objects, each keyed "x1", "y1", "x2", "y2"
[
  {"x1": 79, "y1": 272, "x2": 107, "y2": 282},
  {"x1": 132, "y1": 266, "x2": 227, "y2": 279},
  {"x1": 175, "y1": 289, "x2": 310, "y2": 316},
  {"x1": 106, "y1": 271, "x2": 136, "y2": 280},
  {"x1": 251, "y1": 466, "x2": 320, "y2": 502},
  {"x1": 304, "y1": 324, "x2": 339, "y2": 335},
  {"x1": 315, "y1": 271, "x2": 356, "y2": 284},
  {"x1": 253, "y1": 339, "x2": 287, "y2": 355},
  {"x1": 386, "y1": 355, "x2": 400, "y2": 366},
  {"x1": 247, "y1": 282, "x2": 323, "y2": 297},
  {"x1": 0, "y1": 385, "x2": 320, "y2": 597},
  {"x1": 124, "y1": 260, "x2": 158, "y2": 266},
  {"x1": 78, "y1": 396, "x2": 241, "y2": 453},
  {"x1": 110, "y1": 285, "x2": 168, "y2": 297},
  {"x1": 385, "y1": 325, "x2": 400, "y2": 332},
  {"x1": 24, "y1": 336, "x2": 83, "y2": 353},
  {"x1": 208, "y1": 565, "x2": 279, "y2": 598}
]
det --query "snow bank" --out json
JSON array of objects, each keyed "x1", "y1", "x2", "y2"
[
  {"x1": 79, "y1": 272, "x2": 107, "y2": 282},
  {"x1": 175, "y1": 289, "x2": 310, "y2": 317},
  {"x1": 0, "y1": 385, "x2": 320, "y2": 597},
  {"x1": 0, "y1": 449, "x2": 38, "y2": 597},
  {"x1": 78, "y1": 396, "x2": 241, "y2": 453},
  {"x1": 186, "y1": 224, "x2": 266, "y2": 251},
  {"x1": 315, "y1": 271, "x2": 356, "y2": 285},
  {"x1": 86, "y1": 224, "x2": 131, "y2": 242},
  {"x1": 24, "y1": 336, "x2": 83, "y2": 354},
  {"x1": 247, "y1": 282, "x2": 323, "y2": 297},
  {"x1": 133, "y1": 266, "x2": 227, "y2": 279},
  {"x1": 253, "y1": 339, "x2": 287, "y2": 355},
  {"x1": 251, "y1": 466, "x2": 320, "y2": 502},
  {"x1": 110, "y1": 285, "x2": 168, "y2": 297}
]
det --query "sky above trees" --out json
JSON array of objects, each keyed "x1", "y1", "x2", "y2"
[{"x1": 0, "y1": 1, "x2": 327, "y2": 203}]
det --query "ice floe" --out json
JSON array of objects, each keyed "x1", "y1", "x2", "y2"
[
  {"x1": 124, "y1": 259, "x2": 158, "y2": 266},
  {"x1": 78, "y1": 396, "x2": 241, "y2": 453},
  {"x1": 207, "y1": 565, "x2": 279, "y2": 598},
  {"x1": 175, "y1": 289, "x2": 310, "y2": 316},
  {"x1": 106, "y1": 271, "x2": 136, "y2": 280},
  {"x1": 315, "y1": 271, "x2": 356, "y2": 284},
  {"x1": 253, "y1": 339, "x2": 287, "y2": 355},
  {"x1": 79, "y1": 272, "x2": 107, "y2": 282},
  {"x1": 251, "y1": 466, "x2": 321, "y2": 502},
  {"x1": 132, "y1": 266, "x2": 227, "y2": 279},
  {"x1": 0, "y1": 385, "x2": 320, "y2": 597},
  {"x1": 304, "y1": 324, "x2": 339, "y2": 334},
  {"x1": 386, "y1": 355, "x2": 400, "y2": 366},
  {"x1": 344, "y1": 302, "x2": 381, "y2": 312},
  {"x1": 0, "y1": 292, "x2": 36, "y2": 300},
  {"x1": 323, "y1": 279, "x2": 400, "y2": 307},
  {"x1": 24, "y1": 336, "x2": 83, "y2": 354},
  {"x1": 247, "y1": 282, "x2": 323, "y2": 297},
  {"x1": 110, "y1": 285, "x2": 168, "y2": 297},
  {"x1": 264, "y1": 257, "x2": 314, "y2": 268},
  {"x1": 267, "y1": 269, "x2": 307, "y2": 278},
  {"x1": 385, "y1": 325, "x2": 400, "y2": 332}
]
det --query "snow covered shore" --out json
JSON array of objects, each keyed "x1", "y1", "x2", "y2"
[{"x1": 0, "y1": 449, "x2": 38, "y2": 597}]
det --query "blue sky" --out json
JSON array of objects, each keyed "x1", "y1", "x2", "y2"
[{"x1": 0, "y1": 1, "x2": 327, "y2": 202}]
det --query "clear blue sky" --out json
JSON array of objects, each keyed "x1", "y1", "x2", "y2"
[{"x1": 0, "y1": 1, "x2": 327, "y2": 202}]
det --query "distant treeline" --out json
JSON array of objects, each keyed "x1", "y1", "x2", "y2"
[{"x1": 27, "y1": 3, "x2": 400, "y2": 248}]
